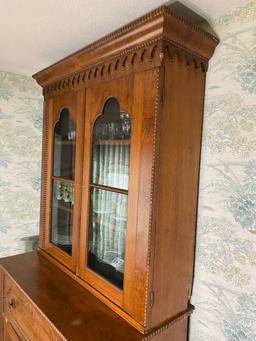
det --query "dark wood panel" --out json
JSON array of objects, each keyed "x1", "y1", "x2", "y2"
[
  {"x1": 123, "y1": 68, "x2": 160, "y2": 327},
  {"x1": 150, "y1": 56, "x2": 206, "y2": 327}
]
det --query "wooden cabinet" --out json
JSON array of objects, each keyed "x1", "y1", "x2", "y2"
[
  {"x1": 0, "y1": 252, "x2": 192, "y2": 341},
  {"x1": 1, "y1": 5, "x2": 218, "y2": 340},
  {"x1": 35, "y1": 4, "x2": 218, "y2": 336}
]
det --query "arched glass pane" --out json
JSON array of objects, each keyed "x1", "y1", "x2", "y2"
[
  {"x1": 88, "y1": 98, "x2": 131, "y2": 289},
  {"x1": 91, "y1": 98, "x2": 131, "y2": 190},
  {"x1": 51, "y1": 108, "x2": 75, "y2": 256},
  {"x1": 53, "y1": 108, "x2": 76, "y2": 180}
]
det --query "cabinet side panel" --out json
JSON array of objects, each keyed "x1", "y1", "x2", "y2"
[
  {"x1": 123, "y1": 68, "x2": 160, "y2": 325},
  {"x1": 151, "y1": 59, "x2": 206, "y2": 326},
  {"x1": 0, "y1": 267, "x2": 3, "y2": 340}
]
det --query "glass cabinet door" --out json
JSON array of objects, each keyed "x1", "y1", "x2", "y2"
[
  {"x1": 43, "y1": 90, "x2": 84, "y2": 272},
  {"x1": 50, "y1": 108, "x2": 76, "y2": 256},
  {"x1": 88, "y1": 98, "x2": 131, "y2": 289}
]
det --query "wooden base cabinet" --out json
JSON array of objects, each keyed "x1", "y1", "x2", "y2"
[
  {"x1": 1, "y1": 5, "x2": 218, "y2": 340},
  {"x1": 0, "y1": 252, "x2": 192, "y2": 340}
]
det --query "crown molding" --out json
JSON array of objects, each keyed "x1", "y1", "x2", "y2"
[{"x1": 33, "y1": 6, "x2": 218, "y2": 89}]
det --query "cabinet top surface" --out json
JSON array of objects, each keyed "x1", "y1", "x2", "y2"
[
  {"x1": 0, "y1": 252, "x2": 144, "y2": 341},
  {"x1": 33, "y1": 5, "x2": 218, "y2": 88}
]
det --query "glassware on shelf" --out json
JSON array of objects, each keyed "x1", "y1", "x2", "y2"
[
  {"x1": 120, "y1": 112, "x2": 131, "y2": 139},
  {"x1": 56, "y1": 180, "x2": 63, "y2": 200},
  {"x1": 70, "y1": 183, "x2": 74, "y2": 205},
  {"x1": 68, "y1": 129, "x2": 76, "y2": 141},
  {"x1": 91, "y1": 100, "x2": 131, "y2": 190},
  {"x1": 62, "y1": 184, "x2": 69, "y2": 203},
  {"x1": 54, "y1": 181, "x2": 74, "y2": 205}
]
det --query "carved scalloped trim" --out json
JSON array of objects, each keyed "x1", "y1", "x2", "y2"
[
  {"x1": 43, "y1": 40, "x2": 163, "y2": 97},
  {"x1": 143, "y1": 305, "x2": 194, "y2": 340},
  {"x1": 163, "y1": 38, "x2": 208, "y2": 72},
  {"x1": 43, "y1": 38, "x2": 208, "y2": 98}
]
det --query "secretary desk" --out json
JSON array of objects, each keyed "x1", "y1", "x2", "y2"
[{"x1": 0, "y1": 5, "x2": 218, "y2": 340}]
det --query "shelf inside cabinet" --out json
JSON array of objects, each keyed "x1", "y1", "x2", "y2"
[
  {"x1": 96, "y1": 140, "x2": 130, "y2": 145},
  {"x1": 90, "y1": 183, "x2": 128, "y2": 195},
  {"x1": 52, "y1": 176, "x2": 74, "y2": 184},
  {"x1": 54, "y1": 202, "x2": 73, "y2": 213},
  {"x1": 55, "y1": 140, "x2": 75, "y2": 145}
]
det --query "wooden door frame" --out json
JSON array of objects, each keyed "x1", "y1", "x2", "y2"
[
  {"x1": 41, "y1": 90, "x2": 85, "y2": 273},
  {"x1": 78, "y1": 76, "x2": 137, "y2": 307}
]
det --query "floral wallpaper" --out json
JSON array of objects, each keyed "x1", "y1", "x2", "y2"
[
  {"x1": 190, "y1": 1, "x2": 256, "y2": 340},
  {"x1": 0, "y1": 71, "x2": 43, "y2": 257}
]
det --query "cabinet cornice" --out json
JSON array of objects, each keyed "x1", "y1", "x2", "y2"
[{"x1": 33, "y1": 6, "x2": 218, "y2": 89}]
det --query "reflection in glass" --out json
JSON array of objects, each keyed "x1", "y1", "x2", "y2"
[
  {"x1": 51, "y1": 179, "x2": 73, "y2": 255},
  {"x1": 92, "y1": 98, "x2": 131, "y2": 190},
  {"x1": 88, "y1": 188, "x2": 127, "y2": 289},
  {"x1": 88, "y1": 98, "x2": 131, "y2": 288},
  {"x1": 53, "y1": 108, "x2": 76, "y2": 180}
]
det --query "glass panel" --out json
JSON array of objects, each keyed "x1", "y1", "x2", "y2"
[
  {"x1": 51, "y1": 179, "x2": 74, "y2": 255},
  {"x1": 53, "y1": 108, "x2": 76, "y2": 180},
  {"x1": 88, "y1": 188, "x2": 128, "y2": 289},
  {"x1": 92, "y1": 98, "x2": 131, "y2": 190}
]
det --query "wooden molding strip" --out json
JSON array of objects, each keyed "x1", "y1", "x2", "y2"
[
  {"x1": 39, "y1": 100, "x2": 49, "y2": 249},
  {"x1": 143, "y1": 305, "x2": 194, "y2": 340},
  {"x1": 163, "y1": 39, "x2": 208, "y2": 71},
  {"x1": 41, "y1": 39, "x2": 208, "y2": 99},
  {"x1": 42, "y1": 39, "x2": 163, "y2": 98},
  {"x1": 143, "y1": 67, "x2": 161, "y2": 329}
]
